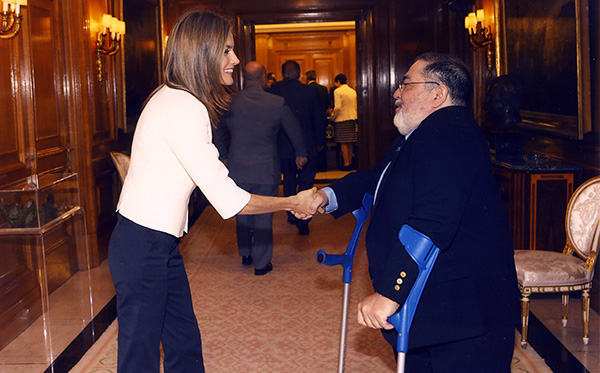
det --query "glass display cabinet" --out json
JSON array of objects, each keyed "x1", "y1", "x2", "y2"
[{"x1": 0, "y1": 172, "x2": 93, "y2": 359}]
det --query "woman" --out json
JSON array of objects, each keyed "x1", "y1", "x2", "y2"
[{"x1": 108, "y1": 9, "x2": 314, "y2": 372}]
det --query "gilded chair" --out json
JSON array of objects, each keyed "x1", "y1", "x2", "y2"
[
  {"x1": 109, "y1": 151, "x2": 130, "y2": 184},
  {"x1": 514, "y1": 175, "x2": 600, "y2": 347}
]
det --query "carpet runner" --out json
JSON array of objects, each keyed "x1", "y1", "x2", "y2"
[{"x1": 71, "y1": 207, "x2": 551, "y2": 372}]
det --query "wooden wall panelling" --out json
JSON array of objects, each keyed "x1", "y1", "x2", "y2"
[
  {"x1": 60, "y1": 0, "x2": 99, "y2": 269},
  {"x1": 255, "y1": 34, "x2": 269, "y2": 73},
  {"x1": 356, "y1": 9, "x2": 377, "y2": 170},
  {"x1": 123, "y1": 0, "x2": 163, "y2": 132},
  {"x1": 313, "y1": 54, "x2": 336, "y2": 89},
  {"x1": 258, "y1": 31, "x2": 355, "y2": 92},
  {"x1": 0, "y1": 234, "x2": 43, "y2": 350},
  {"x1": 28, "y1": 0, "x2": 69, "y2": 176},
  {"x1": 83, "y1": 0, "x2": 123, "y2": 265},
  {"x1": 346, "y1": 31, "x2": 356, "y2": 88},
  {"x1": 163, "y1": 0, "x2": 223, "y2": 38},
  {"x1": 0, "y1": 27, "x2": 29, "y2": 186}
]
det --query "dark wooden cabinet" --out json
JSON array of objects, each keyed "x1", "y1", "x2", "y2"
[{"x1": 493, "y1": 158, "x2": 582, "y2": 251}]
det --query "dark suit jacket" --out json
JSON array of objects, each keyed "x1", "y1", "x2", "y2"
[
  {"x1": 213, "y1": 84, "x2": 307, "y2": 186},
  {"x1": 269, "y1": 79, "x2": 326, "y2": 159},
  {"x1": 309, "y1": 81, "x2": 329, "y2": 114},
  {"x1": 330, "y1": 106, "x2": 519, "y2": 349}
]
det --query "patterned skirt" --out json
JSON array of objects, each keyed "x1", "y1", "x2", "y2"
[{"x1": 334, "y1": 120, "x2": 358, "y2": 143}]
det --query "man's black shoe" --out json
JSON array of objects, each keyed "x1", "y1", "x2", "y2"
[
  {"x1": 254, "y1": 262, "x2": 273, "y2": 276},
  {"x1": 242, "y1": 256, "x2": 253, "y2": 266}
]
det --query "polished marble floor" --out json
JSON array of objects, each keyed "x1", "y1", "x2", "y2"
[
  {"x1": 0, "y1": 261, "x2": 116, "y2": 372},
  {"x1": 528, "y1": 294, "x2": 599, "y2": 373}
]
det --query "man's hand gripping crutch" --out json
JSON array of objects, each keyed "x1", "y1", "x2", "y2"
[{"x1": 386, "y1": 225, "x2": 440, "y2": 373}]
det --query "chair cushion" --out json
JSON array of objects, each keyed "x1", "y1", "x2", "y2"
[{"x1": 514, "y1": 250, "x2": 594, "y2": 287}]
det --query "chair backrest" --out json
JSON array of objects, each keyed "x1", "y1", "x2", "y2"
[
  {"x1": 109, "y1": 152, "x2": 130, "y2": 184},
  {"x1": 566, "y1": 176, "x2": 600, "y2": 263}
]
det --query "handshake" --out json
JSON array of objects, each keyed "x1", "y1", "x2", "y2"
[{"x1": 290, "y1": 187, "x2": 329, "y2": 219}]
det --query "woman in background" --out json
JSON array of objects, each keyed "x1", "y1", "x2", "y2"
[{"x1": 108, "y1": 9, "x2": 315, "y2": 372}]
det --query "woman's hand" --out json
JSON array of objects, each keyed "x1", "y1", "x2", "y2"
[{"x1": 291, "y1": 187, "x2": 317, "y2": 219}]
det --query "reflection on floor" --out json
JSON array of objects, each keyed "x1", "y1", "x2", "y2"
[
  {"x1": 528, "y1": 294, "x2": 599, "y2": 372},
  {"x1": 0, "y1": 261, "x2": 116, "y2": 372},
  {"x1": 0, "y1": 170, "x2": 598, "y2": 372}
]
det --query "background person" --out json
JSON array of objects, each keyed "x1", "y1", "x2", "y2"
[
  {"x1": 306, "y1": 69, "x2": 330, "y2": 172},
  {"x1": 330, "y1": 74, "x2": 358, "y2": 170},
  {"x1": 214, "y1": 61, "x2": 307, "y2": 275},
  {"x1": 266, "y1": 72, "x2": 277, "y2": 89},
  {"x1": 269, "y1": 60, "x2": 326, "y2": 235},
  {"x1": 108, "y1": 10, "x2": 315, "y2": 372}
]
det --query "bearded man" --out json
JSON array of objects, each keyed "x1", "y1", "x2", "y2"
[{"x1": 310, "y1": 53, "x2": 519, "y2": 372}]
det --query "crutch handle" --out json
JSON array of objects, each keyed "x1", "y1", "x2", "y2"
[
  {"x1": 316, "y1": 193, "x2": 373, "y2": 284},
  {"x1": 316, "y1": 250, "x2": 346, "y2": 266},
  {"x1": 387, "y1": 225, "x2": 440, "y2": 354}
]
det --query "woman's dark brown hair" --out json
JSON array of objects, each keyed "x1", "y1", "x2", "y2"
[{"x1": 161, "y1": 9, "x2": 233, "y2": 127}]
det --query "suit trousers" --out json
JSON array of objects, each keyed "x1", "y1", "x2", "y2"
[
  {"x1": 281, "y1": 156, "x2": 317, "y2": 197},
  {"x1": 235, "y1": 183, "x2": 278, "y2": 270},
  {"x1": 108, "y1": 214, "x2": 204, "y2": 372},
  {"x1": 402, "y1": 325, "x2": 515, "y2": 373}
]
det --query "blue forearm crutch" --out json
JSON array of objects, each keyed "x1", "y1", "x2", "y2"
[
  {"x1": 316, "y1": 193, "x2": 373, "y2": 373},
  {"x1": 387, "y1": 225, "x2": 440, "y2": 373}
]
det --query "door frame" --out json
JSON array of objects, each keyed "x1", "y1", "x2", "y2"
[{"x1": 234, "y1": 8, "x2": 377, "y2": 170}]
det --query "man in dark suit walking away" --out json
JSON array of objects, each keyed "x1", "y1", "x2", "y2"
[
  {"x1": 214, "y1": 61, "x2": 307, "y2": 275},
  {"x1": 311, "y1": 53, "x2": 519, "y2": 371},
  {"x1": 306, "y1": 70, "x2": 330, "y2": 172},
  {"x1": 270, "y1": 61, "x2": 326, "y2": 235}
]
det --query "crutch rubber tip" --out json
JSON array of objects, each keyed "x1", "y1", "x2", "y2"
[{"x1": 316, "y1": 250, "x2": 326, "y2": 264}]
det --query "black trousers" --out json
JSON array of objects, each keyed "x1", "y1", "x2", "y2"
[
  {"x1": 280, "y1": 156, "x2": 317, "y2": 197},
  {"x1": 281, "y1": 156, "x2": 317, "y2": 225},
  {"x1": 108, "y1": 214, "x2": 204, "y2": 372},
  {"x1": 398, "y1": 325, "x2": 515, "y2": 373}
]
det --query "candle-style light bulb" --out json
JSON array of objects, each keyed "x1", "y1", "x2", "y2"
[
  {"x1": 467, "y1": 13, "x2": 477, "y2": 32},
  {"x1": 476, "y1": 9, "x2": 485, "y2": 27},
  {"x1": 101, "y1": 13, "x2": 112, "y2": 34}
]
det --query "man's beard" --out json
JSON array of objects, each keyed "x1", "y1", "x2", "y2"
[{"x1": 393, "y1": 109, "x2": 415, "y2": 136}]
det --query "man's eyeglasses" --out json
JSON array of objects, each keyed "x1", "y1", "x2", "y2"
[{"x1": 398, "y1": 81, "x2": 440, "y2": 90}]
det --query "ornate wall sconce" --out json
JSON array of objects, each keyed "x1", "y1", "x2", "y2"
[
  {"x1": 1, "y1": 0, "x2": 27, "y2": 39},
  {"x1": 464, "y1": 9, "x2": 494, "y2": 73},
  {"x1": 96, "y1": 13, "x2": 125, "y2": 83}
]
